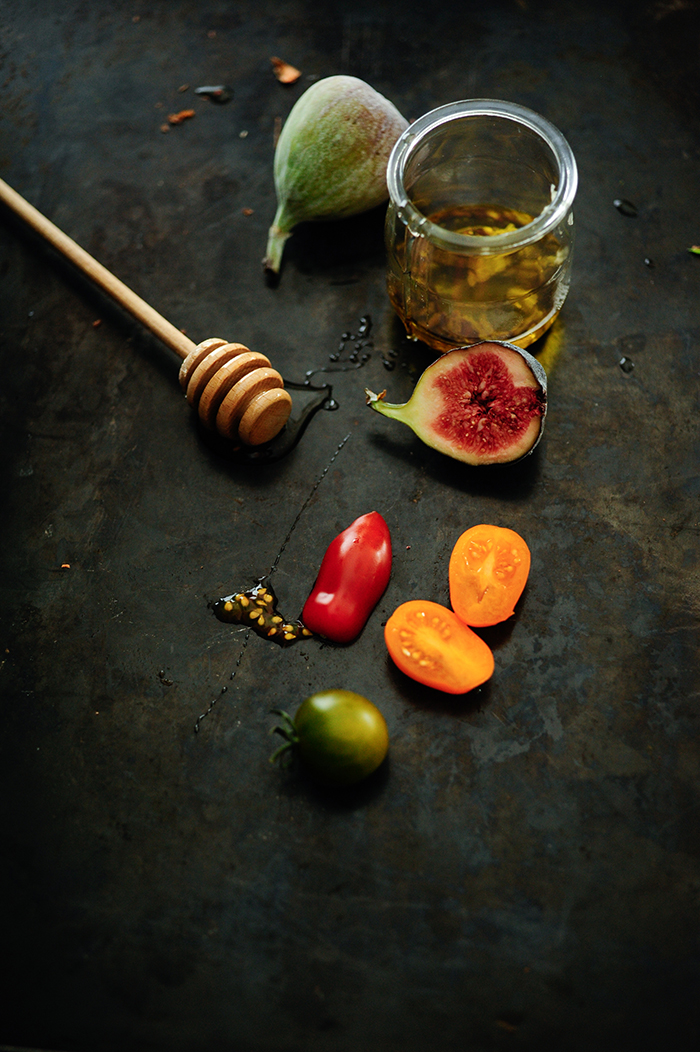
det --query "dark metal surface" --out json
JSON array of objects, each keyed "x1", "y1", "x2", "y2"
[{"x1": 1, "y1": 2, "x2": 699, "y2": 1050}]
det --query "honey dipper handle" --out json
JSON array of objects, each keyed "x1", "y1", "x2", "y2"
[{"x1": 0, "y1": 177, "x2": 195, "y2": 360}]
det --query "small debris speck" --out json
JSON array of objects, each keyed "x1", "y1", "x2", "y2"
[
  {"x1": 270, "y1": 56, "x2": 302, "y2": 84},
  {"x1": 168, "y1": 109, "x2": 195, "y2": 125},
  {"x1": 194, "y1": 85, "x2": 233, "y2": 104},
  {"x1": 613, "y1": 198, "x2": 638, "y2": 217}
]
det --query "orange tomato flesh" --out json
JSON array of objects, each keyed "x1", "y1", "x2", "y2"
[
  {"x1": 449, "y1": 524, "x2": 530, "y2": 627},
  {"x1": 385, "y1": 600, "x2": 494, "y2": 694}
]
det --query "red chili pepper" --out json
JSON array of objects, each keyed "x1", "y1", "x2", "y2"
[{"x1": 301, "y1": 511, "x2": 392, "y2": 644}]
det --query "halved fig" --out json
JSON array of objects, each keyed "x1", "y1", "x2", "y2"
[{"x1": 365, "y1": 341, "x2": 547, "y2": 466}]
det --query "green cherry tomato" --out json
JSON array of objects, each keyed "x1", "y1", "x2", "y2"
[{"x1": 273, "y1": 690, "x2": 389, "y2": 787}]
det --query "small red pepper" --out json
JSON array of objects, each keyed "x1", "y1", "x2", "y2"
[{"x1": 301, "y1": 511, "x2": 392, "y2": 644}]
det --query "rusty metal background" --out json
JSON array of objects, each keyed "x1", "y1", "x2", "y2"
[{"x1": 1, "y1": 2, "x2": 699, "y2": 1050}]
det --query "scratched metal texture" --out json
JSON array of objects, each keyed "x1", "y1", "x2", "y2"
[{"x1": 0, "y1": 1, "x2": 699, "y2": 1050}]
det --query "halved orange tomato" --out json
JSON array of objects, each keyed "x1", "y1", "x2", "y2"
[
  {"x1": 384, "y1": 599, "x2": 494, "y2": 694},
  {"x1": 449, "y1": 524, "x2": 530, "y2": 627}
]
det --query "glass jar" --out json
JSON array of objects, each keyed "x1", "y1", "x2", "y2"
[{"x1": 385, "y1": 99, "x2": 578, "y2": 352}]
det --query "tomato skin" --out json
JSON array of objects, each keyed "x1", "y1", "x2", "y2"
[
  {"x1": 385, "y1": 600, "x2": 494, "y2": 694},
  {"x1": 449, "y1": 524, "x2": 530, "y2": 627},
  {"x1": 301, "y1": 511, "x2": 392, "y2": 644},
  {"x1": 294, "y1": 690, "x2": 389, "y2": 786}
]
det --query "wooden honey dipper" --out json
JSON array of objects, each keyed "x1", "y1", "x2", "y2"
[{"x1": 0, "y1": 178, "x2": 292, "y2": 446}]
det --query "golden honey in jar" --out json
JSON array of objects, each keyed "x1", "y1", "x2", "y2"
[{"x1": 385, "y1": 100, "x2": 578, "y2": 352}]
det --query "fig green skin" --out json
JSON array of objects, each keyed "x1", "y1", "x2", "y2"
[
  {"x1": 365, "y1": 341, "x2": 548, "y2": 467},
  {"x1": 264, "y1": 75, "x2": 408, "y2": 273},
  {"x1": 294, "y1": 689, "x2": 389, "y2": 787}
]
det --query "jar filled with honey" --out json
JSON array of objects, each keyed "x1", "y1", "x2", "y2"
[{"x1": 385, "y1": 99, "x2": 578, "y2": 352}]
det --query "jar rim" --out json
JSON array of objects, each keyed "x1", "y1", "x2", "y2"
[{"x1": 386, "y1": 99, "x2": 578, "y2": 254}]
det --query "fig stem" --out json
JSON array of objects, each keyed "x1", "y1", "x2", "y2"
[
  {"x1": 365, "y1": 387, "x2": 408, "y2": 420},
  {"x1": 263, "y1": 209, "x2": 292, "y2": 273}
]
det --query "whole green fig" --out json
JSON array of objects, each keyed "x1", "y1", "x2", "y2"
[{"x1": 264, "y1": 75, "x2": 408, "y2": 274}]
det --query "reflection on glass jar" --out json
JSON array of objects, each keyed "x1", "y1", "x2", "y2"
[{"x1": 385, "y1": 100, "x2": 578, "y2": 352}]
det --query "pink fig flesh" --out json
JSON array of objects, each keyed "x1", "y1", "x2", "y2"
[{"x1": 365, "y1": 341, "x2": 547, "y2": 466}]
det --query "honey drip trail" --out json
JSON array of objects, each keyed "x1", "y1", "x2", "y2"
[
  {"x1": 269, "y1": 432, "x2": 351, "y2": 576},
  {"x1": 193, "y1": 632, "x2": 249, "y2": 734},
  {"x1": 194, "y1": 432, "x2": 352, "y2": 733}
]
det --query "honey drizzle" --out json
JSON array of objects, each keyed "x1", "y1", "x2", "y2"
[
  {"x1": 194, "y1": 432, "x2": 352, "y2": 733},
  {"x1": 213, "y1": 580, "x2": 312, "y2": 647}
]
